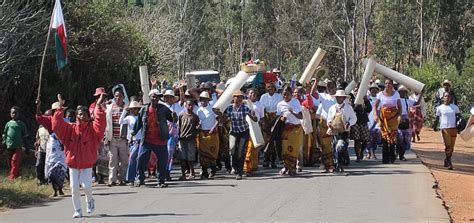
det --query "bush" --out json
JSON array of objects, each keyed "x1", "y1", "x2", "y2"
[{"x1": 406, "y1": 59, "x2": 474, "y2": 126}]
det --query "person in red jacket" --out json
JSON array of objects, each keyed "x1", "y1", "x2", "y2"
[{"x1": 52, "y1": 93, "x2": 107, "y2": 218}]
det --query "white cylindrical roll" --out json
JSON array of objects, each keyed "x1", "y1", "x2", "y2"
[
  {"x1": 245, "y1": 115, "x2": 265, "y2": 148},
  {"x1": 459, "y1": 115, "x2": 474, "y2": 141},
  {"x1": 299, "y1": 48, "x2": 326, "y2": 85},
  {"x1": 139, "y1": 66, "x2": 150, "y2": 104},
  {"x1": 244, "y1": 99, "x2": 265, "y2": 148},
  {"x1": 355, "y1": 57, "x2": 376, "y2": 104},
  {"x1": 345, "y1": 80, "x2": 358, "y2": 95},
  {"x1": 212, "y1": 71, "x2": 250, "y2": 113},
  {"x1": 186, "y1": 74, "x2": 196, "y2": 89},
  {"x1": 300, "y1": 106, "x2": 313, "y2": 134},
  {"x1": 364, "y1": 59, "x2": 425, "y2": 93}
]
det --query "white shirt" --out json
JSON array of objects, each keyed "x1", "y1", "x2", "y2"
[
  {"x1": 119, "y1": 110, "x2": 141, "y2": 140},
  {"x1": 277, "y1": 98, "x2": 302, "y2": 125},
  {"x1": 164, "y1": 102, "x2": 183, "y2": 115},
  {"x1": 436, "y1": 104, "x2": 460, "y2": 129},
  {"x1": 399, "y1": 98, "x2": 415, "y2": 116},
  {"x1": 250, "y1": 100, "x2": 265, "y2": 121},
  {"x1": 260, "y1": 93, "x2": 284, "y2": 113},
  {"x1": 196, "y1": 105, "x2": 217, "y2": 130},
  {"x1": 311, "y1": 95, "x2": 320, "y2": 109},
  {"x1": 317, "y1": 93, "x2": 336, "y2": 120},
  {"x1": 327, "y1": 103, "x2": 357, "y2": 132},
  {"x1": 376, "y1": 91, "x2": 400, "y2": 108}
]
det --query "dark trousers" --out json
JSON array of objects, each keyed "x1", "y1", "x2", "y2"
[
  {"x1": 35, "y1": 151, "x2": 47, "y2": 184},
  {"x1": 137, "y1": 142, "x2": 168, "y2": 184},
  {"x1": 382, "y1": 139, "x2": 396, "y2": 164},
  {"x1": 229, "y1": 131, "x2": 249, "y2": 176}
]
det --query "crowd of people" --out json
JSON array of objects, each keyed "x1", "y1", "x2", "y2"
[{"x1": 2, "y1": 67, "x2": 473, "y2": 218}]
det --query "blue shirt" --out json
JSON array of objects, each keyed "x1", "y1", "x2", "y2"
[{"x1": 224, "y1": 104, "x2": 251, "y2": 133}]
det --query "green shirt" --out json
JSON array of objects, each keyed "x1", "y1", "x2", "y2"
[{"x1": 2, "y1": 120, "x2": 27, "y2": 149}]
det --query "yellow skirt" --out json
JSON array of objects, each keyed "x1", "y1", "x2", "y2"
[
  {"x1": 244, "y1": 140, "x2": 259, "y2": 174},
  {"x1": 198, "y1": 130, "x2": 220, "y2": 167},
  {"x1": 319, "y1": 119, "x2": 334, "y2": 169},
  {"x1": 379, "y1": 106, "x2": 399, "y2": 144},
  {"x1": 281, "y1": 124, "x2": 303, "y2": 171}
]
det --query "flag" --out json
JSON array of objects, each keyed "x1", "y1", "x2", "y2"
[{"x1": 51, "y1": 0, "x2": 68, "y2": 70}]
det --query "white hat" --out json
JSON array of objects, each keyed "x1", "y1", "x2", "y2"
[
  {"x1": 374, "y1": 79, "x2": 381, "y2": 84},
  {"x1": 51, "y1": 102, "x2": 61, "y2": 110},
  {"x1": 398, "y1": 85, "x2": 409, "y2": 92},
  {"x1": 442, "y1": 79, "x2": 452, "y2": 86},
  {"x1": 149, "y1": 89, "x2": 162, "y2": 97},
  {"x1": 163, "y1": 89, "x2": 175, "y2": 97},
  {"x1": 333, "y1": 90, "x2": 349, "y2": 98},
  {"x1": 317, "y1": 80, "x2": 327, "y2": 87},
  {"x1": 128, "y1": 101, "x2": 142, "y2": 109},
  {"x1": 199, "y1": 91, "x2": 210, "y2": 99},
  {"x1": 272, "y1": 68, "x2": 281, "y2": 73}
]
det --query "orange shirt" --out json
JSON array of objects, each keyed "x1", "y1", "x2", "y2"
[{"x1": 145, "y1": 106, "x2": 166, "y2": 145}]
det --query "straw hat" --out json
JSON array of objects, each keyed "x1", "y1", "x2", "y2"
[
  {"x1": 199, "y1": 91, "x2": 210, "y2": 99},
  {"x1": 149, "y1": 89, "x2": 162, "y2": 97},
  {"x1": 333, "y1": 90, "x2": 349, "y2": 98},
  {"x1": 233, "y1": 90, "x2": 244, "y2": 97},
  {"x1": 51, "y1": 102, "x2": 62, "y2": 110},
  {"x1": 128, "y1": 101, "x2": 142, "y2": 109},
  {"x1": 369, "y1": 82, "x2": 379, "y2": 90},
  {"x1": 93, "y1": 87, "x2": 106, "y2": 96},
  {"x1": 318, "y1": 80, "x2": 327, "y2": 87},
  {"x1": 442, "y1": 79, "x2": 451, "y2": 86},
  {"x1": 398, "y1": 85, "x2": 409, "y2": 92}
]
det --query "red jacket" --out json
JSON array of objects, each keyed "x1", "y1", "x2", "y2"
[{"x1": 52, "y1": 107, "x2": 106, "y2": 169}]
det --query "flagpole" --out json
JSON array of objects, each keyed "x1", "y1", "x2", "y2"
[{"x1": 37, "y1": 1, "x2": 55, "y2": 101}]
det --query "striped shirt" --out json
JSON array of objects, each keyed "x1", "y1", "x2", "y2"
[{"x1": 111, "y1": 104, "x2": 124, "y2": 138}]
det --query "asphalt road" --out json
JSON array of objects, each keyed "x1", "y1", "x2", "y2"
[{"x1": 0, "y1": 150, "x2": 449, "y2": 223}]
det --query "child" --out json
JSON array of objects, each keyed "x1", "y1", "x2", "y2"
[
  {"x1": 2, "y1": 106, "x2": 28, "y2": 180},
  {"x1": 177, "y1": 100, "x2": 200, "y2": 180},
  {"x1": 118, "y1": 100, "x2": 142, "y2": 185},
  {"x1": 35, "y1": 124, "x2": 49, "y2": 185}
]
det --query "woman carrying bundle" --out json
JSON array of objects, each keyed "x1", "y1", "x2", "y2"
[{"x1": 373, "y1": 78, "x2": 401, "y2": 164}]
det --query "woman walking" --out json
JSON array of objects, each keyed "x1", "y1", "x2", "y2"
[
  {"x1": 373, "y1": 78, "x2": 401, "y2": 164},
  {"x1": 276, "y1": 87, "x2": 304, "y2": 176},
  {"x1": 433, "y1": 92, "x2": 460, "y2": 170},
  {"x1": 52, "y1": 93, "x2": 107, "y2": 218}
]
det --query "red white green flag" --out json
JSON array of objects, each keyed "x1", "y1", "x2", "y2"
[{"x1": 51, "y1": 0, "x2": 68, "y2": 70}]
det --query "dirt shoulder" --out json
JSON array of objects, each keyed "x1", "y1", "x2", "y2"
[{"x1": 411, "y1": 128, "x2": 474, "y2": 223}]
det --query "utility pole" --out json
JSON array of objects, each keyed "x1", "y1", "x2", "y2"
[{"x1": 239, "y1": 0, "x2": 245, "y2": 63}]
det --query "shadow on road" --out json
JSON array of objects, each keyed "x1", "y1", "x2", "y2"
[{"x1": 89, "y1": 213, "x2": 199, "y2": 218}]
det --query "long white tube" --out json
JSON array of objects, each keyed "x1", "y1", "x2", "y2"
[
  {"x1": 213, "y1": 71, "x2": 250, "y2": 113},
  {"x1": 363, "y1": 59, "x2": 425, "y2": 93},
  {"x1": 345, "y1": 80, "x2": 358, "y2": 95},
  {"x1": 355, "y1": 57, "x2": 376, "y2": 104},
  {"x1": 299, "y1": 48, "x2": 326, "y2": 85},
  {"x1": 139, "y1": 66, "x2": 150, "y2": 104}
]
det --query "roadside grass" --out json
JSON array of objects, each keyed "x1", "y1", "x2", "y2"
[{"x1": 0, "y1": 154, "x2": 52, "y2": 209}]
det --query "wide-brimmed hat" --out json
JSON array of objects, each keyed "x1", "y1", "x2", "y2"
[
  {"x1": 128, "y1": 101, "x2": 142, "y2": 109},
  {"x1": 272, "y1": 68, "x2": 281, "y2": 73},
  {"x1": 163, "y1": 89, "x2": 176, "y2": 97},
  {"x1": 333, "y1": 90, "x2": 349, "y2": 98},
  {"x1": 398, "y1": 85, "x2": 409, "y2": 92},
  {"x1": 369, "y1": 82, "x2": 379, "y2": 90},
  {"x1": 199, "y1": 91, "x2": 210, "y2": 99},
  {"x1": 94, "y1": 87, "x2": 106, "y2": 96},
  {"x1": 233, "y1": 90, "x2": 244, "y2": 97},
  {"x1": 442, "y1": 79, "x2": 451, "y2": 86},
  {"x1": 51, "y1": 102, "x2": 61, "y2": 110},
  {"x1": 149, "y1": 89, "x2": 162, "y2": 97}
]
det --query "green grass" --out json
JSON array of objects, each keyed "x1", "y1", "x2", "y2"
[{"x1": 0, "y1": 166, "x2": 53, "y2": 209}]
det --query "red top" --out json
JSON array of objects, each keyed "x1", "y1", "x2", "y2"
[
  {"x1": 52, "y1": 107, "x2": 107, "y2": 169},
  {"x1": 36, "y1": 115, "x2": 53, "y2": 133},
  {"x1": 145, "y1": 106, "x2": 166, "y2": 145},
  {"x1": 300, "y1": 93, "x2": 314, "y2": 109}
]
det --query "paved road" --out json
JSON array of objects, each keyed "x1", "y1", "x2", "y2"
[{"x1": 0, "y1": 150, "x2": 449, "y2": 223}]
